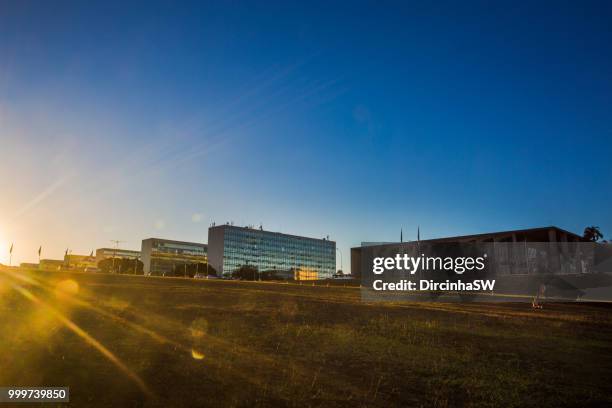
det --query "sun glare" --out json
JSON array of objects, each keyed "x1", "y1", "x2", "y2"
[
  {"x1": 55, "y1": 279, "x2": 80, "y2": 298},
  {"x1": 0, "y1": 230, "x2": 8, "y2": 265},
  {"x1": 191, "y1": 349, "x2": 205, "y2": 360}
]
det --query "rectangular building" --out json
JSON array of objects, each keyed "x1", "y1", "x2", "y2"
[
  {"x1": 64, "y1": 254, "x2": 97, "y2": 270},
  {"x1": 20, "y1": 262, "x2": 39, "y2": 269},
  {"x1": 141, "y1": 238, "x2": 208, "y2": 276},
  {"x1": 39, "y1": 259, "x2": 64, "y2": 271},
  {"x1": 95, "y1": 248, "x2": 141, "y2": 264},
  {"x1": 351, "y1": 226, "x2": 584, "y2": 278},
  {"x1": 208, "y1": 225, "x2": 336, "y2": 279}
]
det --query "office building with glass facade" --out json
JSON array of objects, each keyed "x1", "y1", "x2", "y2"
[
  {"x1": 141, "y1": 238, "x2": 208, "y2": 276},
  {"x1": 208, "y1": 225, "x2": 336, "y2": 279}
]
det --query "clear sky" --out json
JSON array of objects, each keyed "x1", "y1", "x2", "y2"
[{"x1": 1, "y1": 1, "x2": 611, "y2": 266}]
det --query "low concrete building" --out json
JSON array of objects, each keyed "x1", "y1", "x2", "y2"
[
  {"x1": 39, "y1": 259, "x2": 64, "y2": 271},
  {"x1": 64, "y1": 254, "x2": 97, "y2": 270},
  {"x1": 20, "y1": 262, "x2": 39, "y2": 269},
  {"x1": 351, "y1": 226, "x2": 584, "y2": 278},
  {"x1": 95, "y1": 248, "x2": 141, "y2": 264}
]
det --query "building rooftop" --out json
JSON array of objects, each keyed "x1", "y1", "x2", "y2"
[
  {"x1": 417, "y1": 226, "x2": 583, "y2": 243},
  {"x1": 142, "y1": 238, "x2": 207, "y2": 247},
  {"x1": 97, "y1": 247, "x2": 141, "y2": 252},
  {"x1": 359, "y1": 226, "x2": 584, "y2": 247},
  {"x1": 210, "y1": 224, "x2": 335, "y2": 243}
]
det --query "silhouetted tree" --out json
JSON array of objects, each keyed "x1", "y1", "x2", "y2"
[
  {"x1": 98, "y1": 258, "x2": 144, "y2": 275},
  {"x1": 175, "y1": 262, "x2": 217, "y2": 278},
  {"x1": 259, "y1": 270, "x2": 282, "y2": 280},
  {"x1": 583, "y1": 226, "x2": 604, "y2": 242},
  {"x1": 231, "y1": 267, "x2": 285, "y2": 281},
  {"x1": 98, "y1": 258, "x2": 143, "y2": 274},
  {"x1": 233, "y1": 265, "x2": 258, "y2": 280}
]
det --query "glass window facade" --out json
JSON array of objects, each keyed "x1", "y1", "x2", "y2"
[
  {"x1": 141, "y1": 238, "x2": 208, "y2": 276},
  {"x1": 209, "y1": 226, "x2": 335, "y2": 279}
]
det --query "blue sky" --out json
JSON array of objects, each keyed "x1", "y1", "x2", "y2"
[{"x1": 1, "y1": 1, "x2": 611, "y2": 265}]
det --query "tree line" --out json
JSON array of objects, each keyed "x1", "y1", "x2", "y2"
[{"x1": 97, "y1": 259, "x2": 217, "y2": 277}]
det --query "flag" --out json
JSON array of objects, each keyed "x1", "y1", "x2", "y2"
[
  {"x1": 65, "y1": 248, "x2": 68, "y2": 257},
  {"x1": 9, "y1": 243, "x2": 13, "y2": 254},
  {"x1": 400, "y1": 228, "x2": 403, "y2": 243},
  {"x1": 89, "y1": 250, "x2": 94, "y2": 258},
  {"x1": 417, "y1": 226, "x2": 420, "y2": 243},
  {"x1": 38, "y1": 246, "x2": 42, "y2": 257}
]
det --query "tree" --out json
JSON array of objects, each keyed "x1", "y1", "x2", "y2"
[
  {"x1": 231, "y1": 267, "x2": 285, "y2": 281},
  {"x1": 259, "y1": 270, "x2": 282, "y2": 280},
  {"x1": 583, "y1": 226, "x2": 604, "y2": 242},
  {"x1": 98, "y1": 258, "x2": 144, "y2": 274},
  {"x1": 233, "y1": 265, "x2": 258, "y2": 280},
  {"x1": 176, "y1": 262, "x2": 217, "y2": 278}
]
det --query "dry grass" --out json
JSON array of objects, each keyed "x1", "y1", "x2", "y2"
[{"x1": 1, "y1": 268, "x2": 611, "y2": 407}]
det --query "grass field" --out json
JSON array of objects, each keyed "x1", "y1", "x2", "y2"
[{"x1": 1, "y1": 267, "x2": 611, "y2": 407}]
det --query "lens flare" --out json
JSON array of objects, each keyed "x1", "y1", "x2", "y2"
[
  {"x1": 190, "y1": 318, "x2": 208, "y2": 338},
  {"x1": 55, "y1": 279, "x2": 79, "y2": 298},
  {"x1": 191, "y1": 349, "x2": 205, "y2": 360},
  {"x1": 11, "y1": 283, "x2": 153, "y2": 398}
]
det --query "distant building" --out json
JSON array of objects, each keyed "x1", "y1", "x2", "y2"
[
  {"x1": 95, "y1": 248, "x2": 141, "y2": 264},
  {"x1": 141, "y1": 238, "x2": 208, "y2": 276},
  {"x1": 208, "y1": 225, "x2": 336, "y2": 279},
  {"x1": 20, "y1": 262, "x2": 39, "y2": 269},
  {"x1": 39, "y1": 259, "x2": 64, "y2": 271},
  {"x1": 64, "y1": 254, "x2": 97, "y2": 270},
  {"x1": 351, "y1": 226, "x2": 584, "y2": 278}
]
